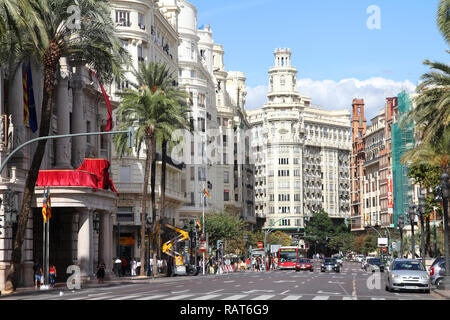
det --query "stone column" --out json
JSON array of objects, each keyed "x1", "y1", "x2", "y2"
[
  {"x1": 8, "y1": 68, "x2": 26, "y2": 168},
  {"x1": 70, "y1": 77, "x2": 86, "y2": 169},
  {"x1": 55, "y1": 71, "x2": 72, "y2": 169},
  {"x1": 99, "y1": 213, "x2": 114, "y2": 278},
  {"x1": 77, "y1": 208, "x2": 94, "y2": 280}
]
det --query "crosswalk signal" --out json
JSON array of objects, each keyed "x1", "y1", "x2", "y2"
[{"x1": 0, "y1": 217, "x2": 3, "y2": 235}]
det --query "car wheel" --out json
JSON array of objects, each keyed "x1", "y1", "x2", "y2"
[
  {"x1": 310, "y1": 269, "x2": 314, "y2": 272},
  {"x1": 385, "y1": 285, "x2": 389, "y2": 292},
  {"x1": 436, "y1": 278, "x2": 442, "y2": 288}
]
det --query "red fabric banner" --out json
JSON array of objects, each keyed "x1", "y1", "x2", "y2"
[
  {"x1": 36, "y1": 170, "x2": 99, "y2": 189},
  {"x1": 90, "y1": 70, "x2": 113, "y2": 132}
]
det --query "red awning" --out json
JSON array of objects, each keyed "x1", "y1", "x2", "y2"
[{"x1": 36, "y1": 158, "x2": 118, "y2": 193}]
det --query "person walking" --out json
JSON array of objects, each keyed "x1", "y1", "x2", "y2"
[
  {"x1": 49, "y1": 264, "x2": 57, "y2": 288},
  {"x1": 121, "y1": 258, "x2": 127, "y2": 277},
  {"x1": 96, "y1": 260, "x2": 106, "y2": 284},
  {"x1": 33, "y1": 260, "x2": 43, "y2": 289},
  {"x1": 136, "y1": 259, "x2": 141, "y2": 275},
  {"x1": 130, "y1": 258, "x2": 137, "y2": 277},
  {"x1": 114, "y1": 257, "x2": 122, "y2": 277}
]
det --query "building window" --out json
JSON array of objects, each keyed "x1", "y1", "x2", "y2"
[
  {"x1": 138, "y1": 13, "x2": 145, "y2": 30},
  {"x1": 190, "y1": 167, "x2": 195, "y2": 181},
  {"x1": 115, "y1": 10, "x2": 131, "y2": 27},
  {"x1": 224, "y1": 190, "x2": 230, "y2": 202},
  {"x1": 119, "y1": 166, "x2": 131, "y2": 182},
  {"x1": 224, "y1": 171, "x2": 229, "y2": 184},
  {"x1": 117, "y1": 207, "x2": 134, "y2": 222},
  {"x1": 198, "y1": 167, "x2": 206, "y2": 181}
]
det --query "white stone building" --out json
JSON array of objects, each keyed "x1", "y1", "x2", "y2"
[
  {"x1": 109, "y1": 0, "x2": 186, "y2": 261},
  {"x1": 248, "y1": 48, "x2": 351, "y2": 240},
  {"x1": 0, "y1": 58, "x2": 117, "y2": 291}
]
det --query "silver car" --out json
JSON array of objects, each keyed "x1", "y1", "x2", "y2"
[{"x1": 385, "y1": 259, "x2": 430, "y2": 293}]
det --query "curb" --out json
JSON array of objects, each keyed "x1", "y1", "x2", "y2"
[{"x1": 432, "y1": 289, "x2": 450, "y2": 300}]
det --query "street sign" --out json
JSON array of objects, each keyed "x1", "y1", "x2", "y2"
[
  {"x1": 270, "y1": 245, "x2": 281, "y2": 254},
  {"x1": 199, "y1": 240, "x2": 207, "y2": 252},
  {"x1": 377, "y1": 238, "x2": 388, "y2": 247},
  {"x1": 257, "y1": 242, "x2": 263, "y2": 249}
]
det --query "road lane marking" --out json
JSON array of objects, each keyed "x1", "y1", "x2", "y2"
[
  {"x1": 206, "y1": 289, "x2": 224, "y2": 294},
  {"x1": 111, "y1": 294, "x2": 143, "y2": 300},
  {"x1": 163, "y1": 294, "x2": 194, "y2": 300},
  {"x1": 251, "y1": 295, "x2": 275, "y2": 300},
  {"x1": 281, "y1": 290, "x2": 290, "y2": 295},
  {"x1": 136, "y1": 295, "x2": 169, "y2": 300},
  {"x1": 283, "y1": 295, "x2": 302, "y2": 300},
  {"x1": 191, "y1": 294, "x2": 221, "y2": 300},
  {"x1": 313, "y1": 296, "x2": 329, "y2": 300},
  {"x1": 171, "y1": 290, "x2": 190, "y2": 294},
  {"x1": 222, "y1": 295, "x2": 247, "y2": 300},
  {"x1": 371, "y1": 297, "x2": 386, "y2": 300},
  {"x1": 88, "y1": 295, "x2": 119, "y2": 300},
  {"x1": 343, "y1": 296, "x2": 357, "y2": 300}
]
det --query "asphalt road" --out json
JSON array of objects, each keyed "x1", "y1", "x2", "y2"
[{"x1": 0, "y1": 262, "x2": 443, "y2": 301}]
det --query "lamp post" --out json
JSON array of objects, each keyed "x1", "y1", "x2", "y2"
[
  {"x1": 418, "y1": 194, "x2": 426, "y2": 265},
  {"x1": 408, "y1": 205, "x2": 416, "y2": 259},
  {"x1": 440, "y1": 173, "x2": 449, "y2": 289},
  {"x1": 397, "y1": 214, "x2": 405, "y2": 258}
]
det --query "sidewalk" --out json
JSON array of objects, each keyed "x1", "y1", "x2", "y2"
[{"x1": 433, "y1": 288, "x2": 450, "y2": 299}]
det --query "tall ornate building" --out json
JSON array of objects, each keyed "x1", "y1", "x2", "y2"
[
  {"x1": 248, "y1": 49, "x2": 351, "y2": 240},
  {"x1": 109, "y1": 0, "x2": 185, "y2": 261}
]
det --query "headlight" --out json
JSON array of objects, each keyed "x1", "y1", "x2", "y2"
[
  {"x1": 422, "y1": 275, "x2": 429, "y2": 280},
  {"x1": 391, "y1": 274, "x2": 399, "y2": 279}
]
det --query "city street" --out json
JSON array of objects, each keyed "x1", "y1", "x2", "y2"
[{"x1": 0, "y1": 262, "x2": 443, "y2": 301}]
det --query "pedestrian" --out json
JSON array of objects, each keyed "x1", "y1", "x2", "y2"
[
  {"x1": 114, "y1": 257, "x2": 122, "y2": 277},
  {"x1": 130, "y1": 258, "x2": 137, "y2": 277},
  {"x1": 157, "y1": 258, "x2": 162, "y2": 274},
  {"x1": 121, "y1": 258, "x2": 127, "y2": 276},
  {"x1": 49, "y1": 264, "x2": 57, "y2": 288},
  {"x1": 96, "y1": 260, "x2": 106, "y2": 284},
  {"x1": 246, "y1": 257, "x2": 250, "y2": 270},
  {"x1": 136, "y1": 259, "x2": 141, "y2": 275},
  {"x1": 33, "y1": 260, "x2": 43, "y2": 289},
  {"x1": 149, "y1": 257, "x2": 153, "y2": 275}
]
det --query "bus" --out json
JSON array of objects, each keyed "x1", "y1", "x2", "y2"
[{"x1": 278, "y1": 247, "x2": 300, "y2": 270}]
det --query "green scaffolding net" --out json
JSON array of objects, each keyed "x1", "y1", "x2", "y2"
[{"x1": 391, "y1": 91, "x2": 415, "y2": 226}]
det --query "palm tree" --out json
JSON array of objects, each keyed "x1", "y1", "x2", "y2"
[
  {"x1": 438, "y1": 0, "x2": 450, "y2": 46},
  {"x1": 3, "y1": 0, "x2": 128, "y2": 291},
  {"x1": 114, "y1": 62, "x2": 188, "y2": 276}
]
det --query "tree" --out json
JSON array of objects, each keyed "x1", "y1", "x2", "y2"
[
  {"x1": 203, "y1": 211, "x2": 246, "y2": 248},
  {"x1": 4, "y1": 0, "x2": 128, "y2": 292},
  {"x1": 304, "y1": 210, "x2": 336, "y2": 255},
  {"x1": 437, "y1": 0, "x2": 450, "y2": 46},
  {"x1": 114, "y1": 62, "x2": 188, "y2": 276}
]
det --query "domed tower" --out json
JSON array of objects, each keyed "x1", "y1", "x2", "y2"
[{"x1": 267, "y1": 48, "x2": 301, "y2": 104}]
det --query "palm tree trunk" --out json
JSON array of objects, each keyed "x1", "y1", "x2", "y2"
[
  {"x1": 159, "y1": 139, "x2": 167, "y2": 266},
  {"x1": 150, "y1": 134, "x2": 157, "y2": 277},
  {"x1": 139, "y1": 136, "x2": 152, "y2": 276},
  {"x1": 6, "y1": 62, "x2": 57, "y2": 291}
]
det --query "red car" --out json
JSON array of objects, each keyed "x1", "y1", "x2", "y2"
[{"x1": 296, "y1": 258, "x2": 314, "y2": 272}]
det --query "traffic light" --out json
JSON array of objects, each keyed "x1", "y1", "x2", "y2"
[{"x1": 0, "y1": 216, "x2": 3, "y2": 235}]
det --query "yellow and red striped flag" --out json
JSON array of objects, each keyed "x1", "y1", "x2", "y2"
[
  {"x1": 42, "y1": 188, "x2": 51, "y2": 223},
  {"x1": 203, "y1": 188, "x2": 210, "y2": 199},
  {"x1": 195, "y1": 219, "x2": 202, "y2": 233}
]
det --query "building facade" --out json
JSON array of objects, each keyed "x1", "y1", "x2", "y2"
[
  {"x1": 0, "y1": 59, "x2": 117, "y2": 292},
  {"x1": 248, "y1": 48, "x2": 351, "y2": 240}
]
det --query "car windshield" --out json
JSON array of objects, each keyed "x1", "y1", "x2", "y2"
[
  {"x1": 298, "y1": 259, "x2": 310, "y2": 263},
  {"x1": 392, "y1": 261, "x2": 425, "y2": 271},
  {"x1": 368, "y1": 259, "x2": 381, "y2": 264},
  {"x1": 324, "y1": 259, "x2": 336, "y2": 264}
]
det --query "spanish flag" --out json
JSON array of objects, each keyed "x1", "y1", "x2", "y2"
[
  {"x1": 22, "y1": 62, "x2": 38, "y2": 133},
  {"x1": 203, "y1": 188, "x2": 210, "y2": 199},
  {"x1": 42, "y1": 188, "x2": 52, "y2": 223}
]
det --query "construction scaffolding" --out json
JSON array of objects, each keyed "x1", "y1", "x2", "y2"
[{"x1": 391, "y1": 91, "x2": 415, "y2": 225}]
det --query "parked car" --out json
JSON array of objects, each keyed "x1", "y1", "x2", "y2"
[
  {"x1": 321, "y1": 258, "x2": 340, "y2": 273},
  {"x1": 296, "y1": 258, "x2": 314, "y2": 272},
  {"x1": 385, "y1": 259, "x2": 430, "y2": 293},
  {"x1": 430, "y1": 257, "x2": 446, "y2": 287},
  {"x1": 365, "y1": 258, "x2": 385, "y2": 272}
]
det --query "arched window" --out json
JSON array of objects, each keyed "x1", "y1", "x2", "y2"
[{"x1": 280, "y1": 75, "x2": 285, "y2": 87}]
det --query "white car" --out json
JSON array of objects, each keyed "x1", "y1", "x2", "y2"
[{"x1": 356, "y1": 255, "x2": 365, "y2": 263}]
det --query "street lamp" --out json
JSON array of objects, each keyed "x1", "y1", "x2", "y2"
[
  {"x1": 418, "y1": 194, "x2": 426, "y2": 265},
  {"x1": 408, "y1": 205, "x2": 416, "y2": 259},
  {"x1": 439, "y1": 172, "x2": 449, "y2": 289},
  {"x1": 397, "y1": 214, "x2": 405, "y2": 258}
]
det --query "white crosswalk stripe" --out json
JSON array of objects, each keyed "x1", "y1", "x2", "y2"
[
  {"x1": 191, "y1": 294, "x2": 222, "y2": 300},
  {"x1": 111, "y1": 294, "x2": 144, "y2": 300},
  {"x1": 221, "y1": 294, "x2": 248, "y2": 300},
  {"x1": 343, "y1": 296, "x2": 357, "y2": 300},
  {"x1": 371, "y1": 297, "x2": 386, "y2": 300},
  {"x1": 251, "y1": 295, "x2": 275, "y2": 300},
  {"x1": 163, "y1": 294, "x2": 194, "y2": 300},
  {"x1": 312, "y1": 296, "x2": 329, "y2": 300},
  {"x1": 282, "y1": 295, "x2": 303, "y2": 300}
]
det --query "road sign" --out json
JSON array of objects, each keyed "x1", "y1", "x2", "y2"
[
  {"x1": 199, "y1": 240, "x2": 207, "y2": 252},
  {"x1": 378, "y1": 238, "x2": 388, "y2": 247},
  {"x1": 382, "y1": 247, "x2": 387, "y2": 253},
  {"x1": 257, "y1": 242, "x2": 263, "y2": 249}
]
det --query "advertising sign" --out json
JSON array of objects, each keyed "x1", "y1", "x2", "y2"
[
  {"x1": 387, "y1": 174, "x2": 393, "y2": 214},
  {"x1": 378, "y1": 237, "x2": 388, "y2": 247}
]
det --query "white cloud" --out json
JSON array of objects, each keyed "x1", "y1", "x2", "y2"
[{"x1": 245, "y1": 77, "x2": 417, "y2": 122}]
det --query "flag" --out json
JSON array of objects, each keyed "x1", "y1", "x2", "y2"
[
  {"x1": 90, "y1": 70, "x2": 113, "y2": 131},
  {"x1": 42, "y1": 188, "x2": 52, "y2": 223},
  {"x1": 203, "y1": 188, "x2": 210, "y2": 199},
  {"x1": 22, "y1": 62, "x2": 38, "y2": 133}
]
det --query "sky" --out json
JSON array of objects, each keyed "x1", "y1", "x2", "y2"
[{"x1": 191, "y1": 0, "x2": 449, "y2": 122}]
